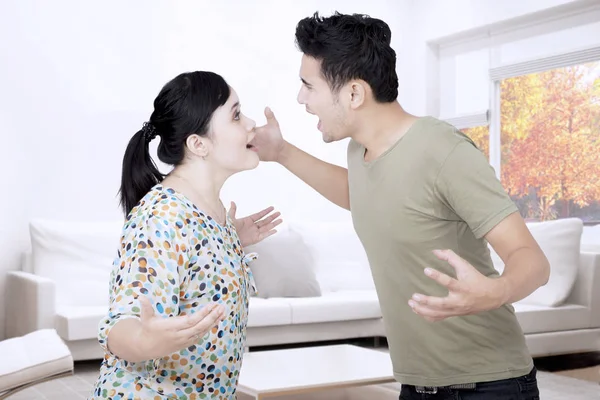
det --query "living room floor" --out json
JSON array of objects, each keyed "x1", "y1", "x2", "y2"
[
  {"x1": 8, "y1": 341, "x2": 600, "y2": 400},
  {"x1": 535, "y1": 350, "x2": 600, "y2": 382}
]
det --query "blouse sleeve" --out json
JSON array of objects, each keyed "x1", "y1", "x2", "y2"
[{"x1": 97, "y1": 212, "x2": 190, "y2": 359}]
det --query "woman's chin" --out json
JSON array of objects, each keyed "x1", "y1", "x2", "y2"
[
  {"x1": 235, "y1": 154, "x2": 260, "y2": 172},
  {"x1": 248, "y1": 153, "x2": 260, "y2": 169}
]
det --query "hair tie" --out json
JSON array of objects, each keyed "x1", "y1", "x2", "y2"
[{"x1": 142, "y1": 122, "x2": 158, "y2": 142}]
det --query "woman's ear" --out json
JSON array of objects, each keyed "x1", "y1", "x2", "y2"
[{"x1": 186, "y1": 134, "x2": 209, "y2": 159}]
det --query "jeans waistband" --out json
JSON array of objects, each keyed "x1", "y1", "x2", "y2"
[{"x1": 411, "y1": 383, "x2": 477, "y2": 394}]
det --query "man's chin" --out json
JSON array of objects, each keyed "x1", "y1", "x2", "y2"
[
  {"x1": 323, "y1": 131, "x2": 348, "y2": 143},
  {"x1": 321, "y1": 133, "x2": 335, "y2": 143}
]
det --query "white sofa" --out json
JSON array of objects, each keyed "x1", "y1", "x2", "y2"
[{"x1": 5, "y1": 218, "x2": 600, "y2": 361}]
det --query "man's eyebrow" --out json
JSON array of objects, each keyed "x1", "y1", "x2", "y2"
[{"x1": 301, "y1": 78, "x2": 312, "y2": 87}]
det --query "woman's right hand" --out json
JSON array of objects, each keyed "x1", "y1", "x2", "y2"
[{"x1": 137, "y1": 296, "x2": 226, "y2": 360}]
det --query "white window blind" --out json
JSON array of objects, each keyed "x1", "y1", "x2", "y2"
[
  {"x1": 490, "y1": 45, "x2": 600, "y2": 81},
  {"x1": 442, "y1": 111, "x2": 489, "y2": 130}
]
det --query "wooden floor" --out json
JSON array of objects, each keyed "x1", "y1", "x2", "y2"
[{"x1": 555, "y1": 365, "x2": 600, "y2": 382}]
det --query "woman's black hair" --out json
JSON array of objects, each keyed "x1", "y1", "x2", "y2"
[{"x1": 118, "y1": 71, "x2": 230, "y2": 216}]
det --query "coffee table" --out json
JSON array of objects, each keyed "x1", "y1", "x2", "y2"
[{"x1": 237, "y1": 344, "x2": 396, "y2": 399}]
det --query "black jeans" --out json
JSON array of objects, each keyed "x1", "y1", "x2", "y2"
[{"x1": 399, "y1": 367, "x2": 540, "y2": 399}]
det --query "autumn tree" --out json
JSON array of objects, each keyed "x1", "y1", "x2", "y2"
[
  {"x1": 463, "y1": 73, "x2": 544, "y2": 163},
  {"x1": 501, "y1": 63, "x2": 600, "y2": 220}
]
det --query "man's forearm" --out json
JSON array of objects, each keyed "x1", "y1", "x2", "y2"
[
  {"x1": 278, "y1": 142, "x2": 350, "y2": 210},
  {"x1": 497, "y1": 247, "x2": 550, "y2": 305}
]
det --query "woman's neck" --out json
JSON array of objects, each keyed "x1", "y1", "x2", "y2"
[{"x1": 163, "y1": 164, "x2": 227, "y2": 224}]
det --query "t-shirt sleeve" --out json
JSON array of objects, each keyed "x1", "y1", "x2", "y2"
[
  {"x1": 434, "y1": 139, "x2": 518, "y2": 239},
  {"x1": 97, "y1": 213, "x2": 190, "y2": 358}
]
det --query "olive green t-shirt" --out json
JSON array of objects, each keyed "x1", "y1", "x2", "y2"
[{"x1": 347, "y1": 116, "x2": 533, "y2": 387}]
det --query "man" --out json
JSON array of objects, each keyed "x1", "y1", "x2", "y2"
[{"x1": 252, "y1": 11, "x2": 549, "y2": 400}]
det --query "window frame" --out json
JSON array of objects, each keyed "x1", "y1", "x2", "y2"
[{"x1": 427, "y1": 0, "x2": 600, "y2": 224}]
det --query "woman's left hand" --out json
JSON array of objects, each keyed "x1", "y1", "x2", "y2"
[{"x1": 228, "y1": 201, "x2": 282, "y2": 247}]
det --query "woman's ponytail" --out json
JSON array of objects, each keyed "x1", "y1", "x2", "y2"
[{"x1": 118, "y1": 122, "x2": 164, "y2": 216}]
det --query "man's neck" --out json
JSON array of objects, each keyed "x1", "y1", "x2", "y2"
[{"x1": 352, "y1": 101, "x2": 420, "y2": 162}]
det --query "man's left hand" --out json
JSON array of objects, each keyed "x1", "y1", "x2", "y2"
[
  {"x1": 409, "y1": 249, "x2": 507, "y2": 322},
  {"x1": 228, "y1": 201, "x2": 282, "y2": 248}
]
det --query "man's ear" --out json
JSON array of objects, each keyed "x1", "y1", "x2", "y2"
[
  {"x1": 349, "y1": 80, "x2": 367, "y2": 109},
  {"x1": 186, "y1": 134, "x2": 209, "y2": 159}
]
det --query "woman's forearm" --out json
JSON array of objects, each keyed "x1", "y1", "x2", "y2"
[{"x1": 106, "y1": 319, "x2": 148, "y2": 363}]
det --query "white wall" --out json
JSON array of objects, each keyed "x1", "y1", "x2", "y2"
[{"x1": 0, "y1": 0, "x2": 412, "y2": 339}]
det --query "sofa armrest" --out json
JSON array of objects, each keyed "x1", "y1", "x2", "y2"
[
  {"x1": 565, "y1": 252, "x2": 600, "y2": 327},
  {"x1": 5, "y1": 271, "x2": 56, "y2": 338}
]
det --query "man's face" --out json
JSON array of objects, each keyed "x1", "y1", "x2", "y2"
[{"x1": 297, "y1": 55, "x2": 351, "y2": 143}]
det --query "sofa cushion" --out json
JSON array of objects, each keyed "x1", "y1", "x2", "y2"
[
  {"x1": 245, "y1": 226, "x2": 321, "y2": 299},
  {"x1": 489, "y1": 218, "x2": 583, "y2": 307},
  {"x1": 248, "y1": 297, "x2": 292, "y2": 327},
  {"x1": 29, "y1": 219, "x2": 123, "y2": 308},
  {"x1": 55, "y1": 306, "x2": 107, "y2": 341},
  {"x1": 55, "y1": 299, "x2": 294, "y2": 341},
  {"x1": 581, "y1": 224, "x2": 600, "y2": 253},
  {"x1": 282, "y1": 291, "x2": 382, "y2": 324},
  {"x1": 0, "y1": 329, "x2": 73, "y2": 394},
  {"x1": 513, "y1": 302, "x2": 591, "y2": 334},
  {"x1": 290, "y1": 221, "x2": 375, "y2": 292}
]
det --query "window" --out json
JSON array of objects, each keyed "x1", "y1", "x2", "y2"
[
  {"x1": 428, "y1": 2, "x2": 600, "y2": 224},
  {"x1": 499, "y1": 62, "x2": 600, "y2": 222}
]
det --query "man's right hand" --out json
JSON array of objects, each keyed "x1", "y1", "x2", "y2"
[
  {"x1": 250, "y1": 106, "x2": 351, "y2": 210},
  {"x1": 253, "y1": 107, "x2": 287, "y2": 163}
]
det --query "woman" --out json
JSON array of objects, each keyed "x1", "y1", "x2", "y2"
[{"x1": 91, "y1": 71, "x2": 281, "y2": 399}]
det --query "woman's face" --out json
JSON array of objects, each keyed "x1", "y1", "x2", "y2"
[{"x1": 202, "y1": 88, "x2": 259, "y2": 174}]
